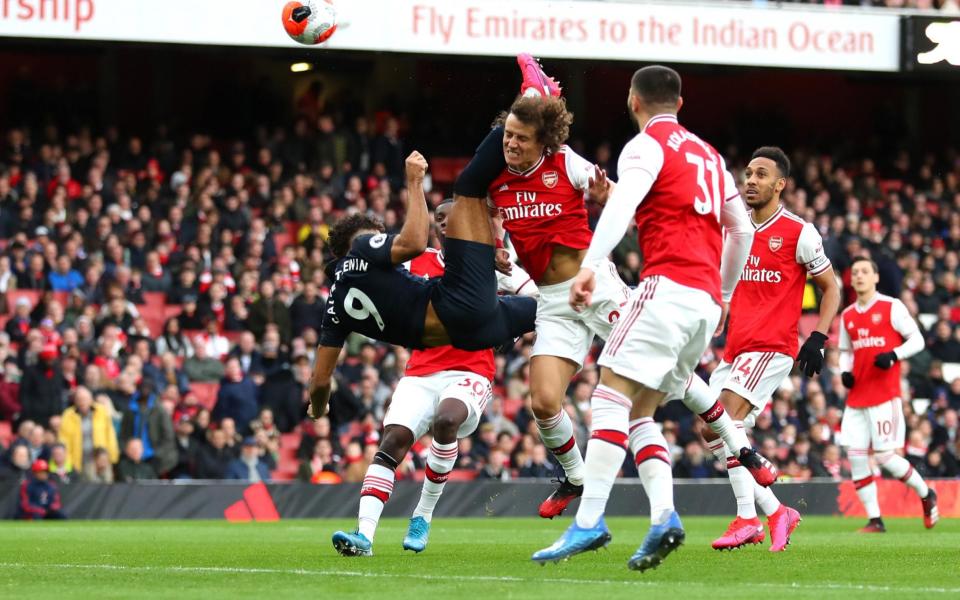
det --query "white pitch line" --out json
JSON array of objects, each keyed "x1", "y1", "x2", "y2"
[{"x1": 1, "y1": 562, "x2": 958, "y2": 595}]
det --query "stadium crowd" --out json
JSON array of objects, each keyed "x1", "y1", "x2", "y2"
[{"x1": 0, "y1": 90, "x2": 958, "y2": 491}]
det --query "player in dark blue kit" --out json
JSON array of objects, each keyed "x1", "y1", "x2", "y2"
[{"x1": 307, "y1": 146, "x2": 536, "y2": 420}]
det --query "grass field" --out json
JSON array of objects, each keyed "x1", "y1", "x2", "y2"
[{"x1": 1, "y1": 517, "x2": 958, "y2": 599}]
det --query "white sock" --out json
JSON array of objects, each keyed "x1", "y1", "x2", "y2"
[
  {"x1": 536, "y1": 411, "x2": 585, "y2": 485},
  {"x1": 877, "y1": 451, "x2": 929, "y2": 498},
  {"x1": 850, "y1": 450, "x2": 881, "y2": 519},
  {"x1": 412, "y1": 440, "x2": 458, "y2": 523},
  {"x1": 630, "y1": 417, "x2": 674, "y2": 525},
  {"x1": 754, "y1": 482, "x2": 782, "y2": 517},
  {"x1": 684, "y1": 375, "x2": 751, "y2": 454},
  {"x1": 357, "y1": 463, "x2": 395, "y2": 541},
  {"x1": 574, "y1": 385, "x2": 630, "y2": 528},
  {"x1": 726, "y1": 448, "x2": 758, "y2": 519}
]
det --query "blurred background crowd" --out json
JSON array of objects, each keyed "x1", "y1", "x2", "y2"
[{"x1": 0, "y1": 99, "x2": 957, "y2": 489}]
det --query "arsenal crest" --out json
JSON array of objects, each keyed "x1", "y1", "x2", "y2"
[
  {"x1": 768, "y1": 236, "x2": 783, "y2": 252},
  {"x1": 872, "y1": 313, "x2": 882, "y2": 324},
  {"x1": 542, "y1": 171, "x2": 558, "y2": 188}
]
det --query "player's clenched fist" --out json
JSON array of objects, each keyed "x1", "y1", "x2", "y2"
[
  {"x1": 569, "y1": 268, "x2": 596, "y2": 313},
  {"x1": 405, "y1": 151, "x2": 428, "y2": 182}
]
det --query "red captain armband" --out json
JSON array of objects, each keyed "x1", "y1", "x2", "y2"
[{"x1": 495, "y1": 238, "x2": 504, "y2": 249}]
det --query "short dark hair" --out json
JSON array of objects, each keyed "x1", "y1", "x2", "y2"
[
  {"x1": 495, "y1": 96, "x2": 573, "y2": 154},
  {"x1": 751, "y1": 146, "x2": 791, "y2": 179},
  {"x1": 328, "y1": 213, "x2": 385, "y2": 258},
  {"x1": 850, "y1": 255, "x2": 878, "y2": 274},
  {"x1": 630, "y1": 65, "x2": 681, "y2": 108}
]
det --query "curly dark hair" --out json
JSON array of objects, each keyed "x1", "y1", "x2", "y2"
[
  {"x1": 494, "y1": 96, "x2": 573, "y2": 154},
  {"x1": 327, "y1": 213, "x2": 386, "y2": 258}
]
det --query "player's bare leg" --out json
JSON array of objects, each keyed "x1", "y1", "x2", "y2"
[
  {"x1": 404, "y1": 398, "x2": 470, "y2": 553},
  {"x1": 530, "y1": 355, "x2": 585, "y2": 518},
  {"x1": 333, "y1": 425, "x2": 414, "y2": 556}
]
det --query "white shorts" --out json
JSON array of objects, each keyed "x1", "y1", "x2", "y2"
[
  {"x1": 598, "y1": 275, "x2": 721, "y2": 398},
  {"x1": 710, "y1": 352, "x2": 794, "y2": 428},
  {"x1": 840, "y1": 398, "x2": 905, "y2": 452},
  {"x1": 382, "y1": 371, "x2": 491, "y2": 440},
  {"x1": 532, "y1": 259, "x2": 630, "y2": 367}
]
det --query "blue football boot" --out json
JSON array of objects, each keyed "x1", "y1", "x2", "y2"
[
  {"x1": 627, "y1": 510, "x2": 685, "y2": 572},
  {"x1": 531, "y1": 517, "x2": 612, "y2": 564},
  {"x1": 332, "y1": 530, "x2": 373, "y2": 557},
  {"x1": 402, "y1": 516, "x2": 430, "y2": 553}
]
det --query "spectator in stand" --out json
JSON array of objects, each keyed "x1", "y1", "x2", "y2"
[
  {"x1": 16, "y1": 459, "x2": 66, "y2": 520},
  {"x1": 518, "y1": 444, "x2": 556, "y2": 478},
  {"x1": 229, "y1": 331, "x2": 263, "y2": 376},
  {"x1": 169, "y1": 414, "x2": 199, "y2": 479},
  {"x1": 5, "y1": 297, "x2": 33, "y2": 344},
  {"x1": 86, "y1": 447, "x2": 115, "y2": 484},
  {"x1": 247, "y1": 280, "x2": 290, "y2": 343},
  {"x1": 196, "y1": 428, "x2": 232, "y2": 479},
  {"x1": 225, "y1": 436, "x2": 271, "y2": 482},
  {"x1": 478, "y1": 448, "x2": 511, "y2": 481},
  {"x1": 289, "y1": 280, "x2": 324, "y2": 335},
  {"x1": 115, "y1": 438, "x2": 157, "y2": 481},
  {"x1": 0, "y1": 355, "x2": 21, "y2": 422},
  {"x1": 48, "y1": 255, "x2": 83, "y2": 292},
  {"x1": 220, "y1": 417, "x2": 242, "y2": 458},
  {"x1": 184, "y1": 337, "x2": 225, "y2": 382},
  {"x1": 119, "y1": 379, "x2": 177, "y2": 476},
  {"x1": 298, "y1": 438, "x2": 340, "y2": 482},
  {"x1": 153, "y1": 351, "x2": 191, "y2": 396},
  {"x1": 18, "y1": 344, "x2": 66, "y2": 427},
  {"x1": 212, "y1": 358, "x2": 259, "y2": 436},
  {"x1": 46, "y1": 442, "x2": 75, "y2": 484},
  {"x1": 141, "y1": 251, "x2": 171, "y2": 294},
  {"x1": 156, "y1": 317, "x2": 194, "y2": 359},
  {"x1": 674, "y1": 441, "x2": 716, "y2": 479},
  {"x1": 59, "y1": 386, "x2": 119, "y2": 478},
  {"x1": 0, "y1": 444, "x2": 31, "y2": 481}
]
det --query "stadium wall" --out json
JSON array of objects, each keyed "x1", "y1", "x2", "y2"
[{"x1": 2, "y1": 480, "x2": 957, "y2": 520}]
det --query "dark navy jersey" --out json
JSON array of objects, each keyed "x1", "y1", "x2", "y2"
[{"x1": 319, "y1": 233, "x2": 437, "y2": 349}]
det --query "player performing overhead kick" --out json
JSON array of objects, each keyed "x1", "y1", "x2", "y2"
[
  {"x1": 307, "y1": 131, "x2": 538, "y2": 420},
  {"x1": 679, "y1": 146, "x2": 840, "y2": 552},
  {"x1": 331, "y1": 199, "x2": 538, "y2": 557},
  {"x1": 532, "y1": 65, "x2": 757, "y2": 571},
  {"x1": 839, "y1": 256, "x2": 938, "y2": 533}
]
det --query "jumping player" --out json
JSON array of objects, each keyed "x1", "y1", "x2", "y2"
[
  {"x1": 680, "y1": 146, "x2": 840, "y2": 552},
  {"x1": 330, "y1": 200, "x2": 537, "y2": 557},
  {"x1": 532, "y1": 65, "x2": 756, "y2": 571},
  {"x1": 308, "y1": 146, "x2": 535, "y2": 419},
  {"x1": 839, "y1": 256, "x2": 938, "y2": 532}
]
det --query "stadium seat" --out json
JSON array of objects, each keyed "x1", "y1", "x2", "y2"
[
  {"x1": 941, "y1": 363, "x2": 960, "y2": 385},
  {"x1": 189, "y1": 382, "x2": 220, "y2": 410},
  {"x1": 0, "y1": 420, "x2": 11, "y2": 447},
  {"x1": 918, "y1": 313, "x2": 938, "y2": 330},
  {"x1": 7, "y1": 289, "x2": 42, "y2": 312},
  {"x1": 430, "y1": 157, "x2": 471, "y2": 186}
]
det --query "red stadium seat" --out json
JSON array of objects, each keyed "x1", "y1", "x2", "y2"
[
  {"x1": 430, "y1": 157, "x2": 471, "y2": 186},
  {"x1": 0, "y1": 420, "x2": 11, "y2": 447},
  {"x1": 189, "y1": 382, "x2": 219, "y2": 411},
  {"x1": 6, "y1": 289, "x2": 42, "y2": 313}
]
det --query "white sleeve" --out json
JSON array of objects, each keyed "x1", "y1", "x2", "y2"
[
  {"x1": 719, "y1": 174, "x2": 753, "y2": 303},
  {"x1": 890, "y1": 299, "x2": 924, "y2": 360},
  {"x1": 839, "y1": 313, "x2": 854, "y2": 371},
  {"x1": 581, "y1": 134, "x2": 663, "y2": 272},
  {"x1": 796, "y1": 222, "x2": 831, "y2": 276},
  {"x1": 563, "y1": 147, "x2": 595, "y2": 192},
  {"x1": 496, "y1": 262, "x2": 540, "y2": 298}
]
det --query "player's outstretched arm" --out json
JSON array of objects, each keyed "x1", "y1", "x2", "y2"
[
  {"x1": 307, "y1": 345, "x2": 343, "y2": 419},
  {"x1": 390, "y1": 151, "x2": 430, "y2": 264},
  {"x1": 719, "y1": 194, "x2": 754, "y2": 303}
]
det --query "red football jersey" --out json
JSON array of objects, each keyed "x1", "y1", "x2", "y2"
[
  {"x1": 403, "y1": 249, "x2": 496, "y2": 380},
  {"x1": 488, "y1": 147, "x2": 594, "y2": 282},
  {"x1": 840, "y1": 295, "x2": 913, "y2": 408},
  {"x1": 625, "y1": 115, "x2": 737, "y2": 305},
  {"x1": 724, "y1": 206, "x2": 831, "y2": 360}
]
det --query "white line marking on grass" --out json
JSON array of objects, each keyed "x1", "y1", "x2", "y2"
[{"x1": 1, "y1": 562, "x2": 958, "y2": 595}]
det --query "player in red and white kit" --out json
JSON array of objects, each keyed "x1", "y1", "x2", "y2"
[
  {"x1": 679, "y1": 146, "x2": 841, "y2": 552},
  {"x1": 487, "y1": 58, "x2": 628, "y2": 519},
  {"x1": 332, "y1": 200, "x2": 537, "y2": 557},
  {"x1": 532, "y1": 65, "x2": 756, "y2": 571},
  {"x1": 839, "y1": 256, "x2": 938, "y2": 533}
]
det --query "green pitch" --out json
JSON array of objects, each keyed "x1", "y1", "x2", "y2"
[{"x1": 1, "y1": 517, "x2": 957, "y2": 599}]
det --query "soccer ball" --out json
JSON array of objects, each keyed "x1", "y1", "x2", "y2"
[{"x1": 282, "y1": 1, "x2": 337, "y2": 45}]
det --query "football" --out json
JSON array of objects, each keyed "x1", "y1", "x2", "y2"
[{"x1": 282, "y1": 1, "x2": 337, "y2": 45}]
